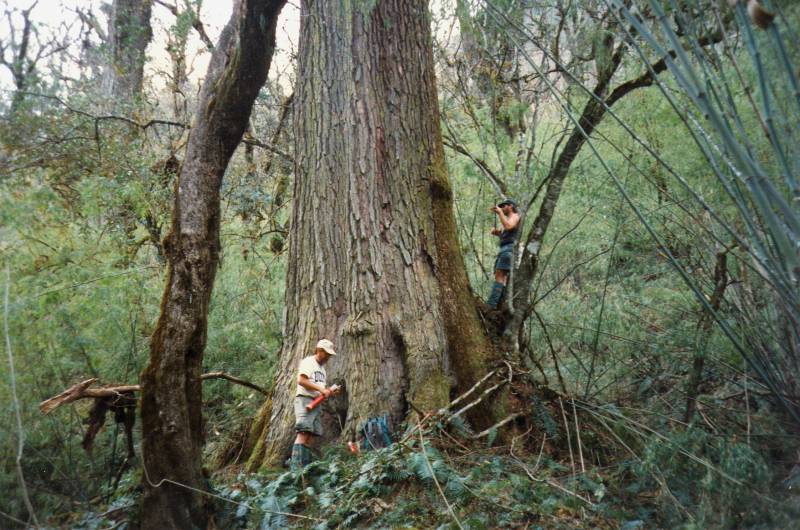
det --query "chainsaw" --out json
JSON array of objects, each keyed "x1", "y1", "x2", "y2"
[{"x1": 305, "y1": 383, "x2": 341, "y2": 412}]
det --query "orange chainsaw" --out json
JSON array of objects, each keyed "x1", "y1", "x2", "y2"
[{"x1": 305, "y1": 384, "x2": 341, "y2": 411}]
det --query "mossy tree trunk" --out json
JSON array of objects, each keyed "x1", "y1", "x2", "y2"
[
  {"x1": 139, "y1": 1, "x2": 285, "y2": 529},
  {"x1": 247, "y1": 0, "x2": 499, "y2": 471}
]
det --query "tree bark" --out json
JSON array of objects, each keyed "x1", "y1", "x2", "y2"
[
  {"x1": 139, "y1": 1, "x2": 285, "y2": 529},
  {"x1": 247, "y1": 0, "x2": 498, "y2": 471},
  {"x1": 101, "y1": 0, "x2": 153, "y2": 103}
]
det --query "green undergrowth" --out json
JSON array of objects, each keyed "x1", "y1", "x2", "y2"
[
  {"x1": 64, "y1": 415, "x2": 799, "y2": 529},
  {"x1": 212, "y1": 439, "x2": 615, "y2": 529},
  {"x1": 207, "y1": 425, "x2": 798, "y2": 530}
]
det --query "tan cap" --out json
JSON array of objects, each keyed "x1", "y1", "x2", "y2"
[{"x1": 316, "y1": 338, "x2": 337, "y2": 355}]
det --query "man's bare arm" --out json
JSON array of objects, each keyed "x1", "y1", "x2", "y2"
[
  {"x1": 298, "y1": 374, "x2": 330, "y2": 396},
  {"x1": 494, "y1": 208, "x2": 520, "y2": 230}
]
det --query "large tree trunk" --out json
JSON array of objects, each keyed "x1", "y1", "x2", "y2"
[
  {"x1": 247, "y1": 0, "x2": 498, "y2": 470},
  {"x1": 139, "y1": 1, "x2": 285, "y2": 529},
  {"x1": 101, "y1": 0, "x2": 153, "y2": 103}
]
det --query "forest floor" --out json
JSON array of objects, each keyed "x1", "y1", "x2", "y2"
[{"x1": 65, "y1": 414, "x2": 800, "y2": 530}]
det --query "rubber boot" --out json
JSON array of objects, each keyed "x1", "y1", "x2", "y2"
[
  {"x1": 487, "y1": 281, "x2": 505, "y2": 308},
  {"x1": 291, "y1": 443, "x2": 305, "y2": 471},
  {"x1": 301, "y1": 445, "x2": 313, "y2": 467}
]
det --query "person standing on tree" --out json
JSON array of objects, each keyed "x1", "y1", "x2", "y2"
[
  {"x1": 488, "y1": 198, "x2": 521, "y2": 308},
  {"x1": 291, "y1": 338, "x2": 340, "y2": 468}
]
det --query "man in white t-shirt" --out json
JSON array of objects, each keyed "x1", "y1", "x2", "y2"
[{"x1": 291, "y1": 338, "x2": 340, "y2": 468}]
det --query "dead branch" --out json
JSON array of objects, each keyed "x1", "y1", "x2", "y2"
[
  {"x1": 473, "y1": 411, "x2": 525, "y2": 438},
  {"x1": 442, "y1": 368, "x2": 497, "y2": 412},
  {"x1": 40, "y1": 371, "x2": 268, "y2": 414},
  {"x1": 40, "y1": 377, "x2": 99, "y2": 413},
  {"x1": 446, "y1": 362, "x2": 513, "y2": 424},
  {"x1": 447, "y1": 380, "x2": 507, "y2": 424},
  {"x1": 153, "y1": 0, "x2": 214, "y2": 51},
  {"x1": 200, "y1": 371, "x2": 269, "y2": 395}
]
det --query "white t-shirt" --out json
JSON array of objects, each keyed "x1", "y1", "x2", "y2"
[{"x1": 296, "y1": 355, "x2": 327, "y2": 398}]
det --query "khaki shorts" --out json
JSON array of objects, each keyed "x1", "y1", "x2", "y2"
[{"x1": 294, "y1": 395, "x2": 322, "y2": 436}]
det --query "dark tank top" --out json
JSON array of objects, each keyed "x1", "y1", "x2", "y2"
[{"x1": 499, "y1": 225, "x2": 518, "y2": 247}]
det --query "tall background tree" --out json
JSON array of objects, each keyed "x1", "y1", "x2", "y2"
[
  {"x1": 101, "y1": 0, "x2": 152, "y2": 104},
  {"x1": 0, "y1": 0, "x2": 74, "y2": 114}
]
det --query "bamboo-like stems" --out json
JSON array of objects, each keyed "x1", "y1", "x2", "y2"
[
  {"x1": 558, "y1": 397, "x2": 576, "y2": 477},
  {"x1": 611, "y1": 0, "x2": 800, "y2": 424},
  {"x1": 510, "y1": 0, "x2": 800, "y2": 425},
  {"x1": 5, "y1": 266, "x2": 40, "y2": 528},
  {"x1": 417, "y1": 418, "x2": 465, "y2": 530},
  {"x1": 571, "y1": 398, "x2": 586, "y2": 474}
]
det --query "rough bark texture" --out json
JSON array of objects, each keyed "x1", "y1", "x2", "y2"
[
  {"x1": 102, "y1": 0, "x2": 153, "y2": 103},
  {"x1": 139, "y1": 1, "x2": 285, "y2": 528},
  {"x1": 248, "y1": 0, "x2": 497, "y2": 470}
]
